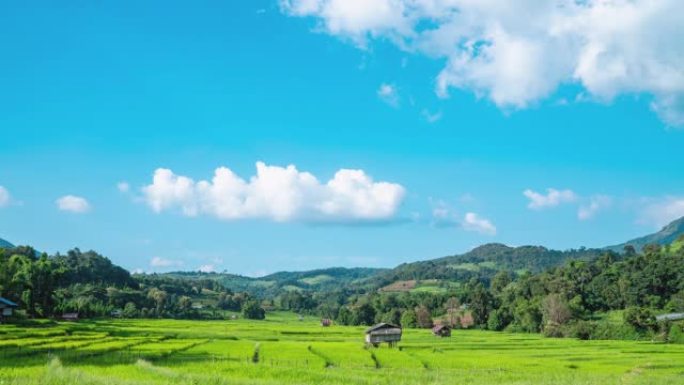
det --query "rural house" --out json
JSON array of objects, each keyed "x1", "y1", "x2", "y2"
[
  {"x1": 321, "y1": 318, "x2": 332, "y2": 327},
  {"x1": 365, "y1": 323, "x2": 402, "y2": 347},
  {"x1": 0, "y1": 297, "x2": 18, "y2": 321},
  {"x1": 432, "y1": 324, "x2": 451, "y2": 337}
]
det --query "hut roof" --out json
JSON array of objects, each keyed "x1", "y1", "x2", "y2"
[
  {"x1": 365, "y1": 323, "x2": 401, "y2": 334},
  {"x1": 656, "y1": 313, "x2": 684, "y2": 322},
  {"x1": 432, "y1": 324, "x2": 450, "y2": 333},
  {"x1": 0, "y1": 297, "x2": 18, "y2": 307}
]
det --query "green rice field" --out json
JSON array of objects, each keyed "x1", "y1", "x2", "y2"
[{"x1": 1, "y1": 312, "x2": 683, "y2": 385}]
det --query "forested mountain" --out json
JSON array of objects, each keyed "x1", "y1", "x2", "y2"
[
  {"x1": 166, "y1": 267, "x2": 386, "y2": 297},
  {"x1": 606, "y1": 216, "x2": 684, "y2": 252},
  {"x1": 359, "y1": 243, "x2": 604, "y2": 292}
]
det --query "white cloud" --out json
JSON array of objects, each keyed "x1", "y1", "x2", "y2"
[
  {"x1": 638, "y1": 197, "x2": 684, "y2": 228},
  {"x1": 150, "y1": 257, "x2": 184, "y2": 268},
  {"x1": 0, "y1": 186, "x2": 10, "y2": 208},
  {"x1": 578, "y1": 195, "x2": 612, "y2": 220},
  {"x1": 524, "y1": 188, "x2": 577, "y2": 210},
  {"x1": 421, "y1": 109, "x2": 443, "y2": 123},
  {"x1": 377, "y1": 83, "x2": 399, "y2": 107},
  {"x1": 142, "y1": 162, "x2": 405, "y2": 223},
  {"x1": 198, "y1": 264, "x2": 216, "y2": 273},
  {"x1": 281, "y1": 0, "x2": 684, "y2": 126},
  {"x1": 462, "y1": 212, "x2": 497, "y2": 236},
  {"x1": 56, "y1": 195, "x2": 91, "y2": 213},
  {"x1": 430, "y1": 199, "x2": 496, "y2": 235},
  {"x1": 117, "y1": 182, "x2": 130, "y2": 193}
]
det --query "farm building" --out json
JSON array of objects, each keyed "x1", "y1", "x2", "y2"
[
  {"x1": 0, "y1": 297, "x2": 18, "y2": 321},
  {"x1": 321, "y1": 318, "x2": 332, "y2": 327},
  {"x1": 432, "y1": 324, "x2": 451, "y2": 337},
  {"x1": 365, "y1": 323, "x2": 402, "y2": 347},
  {"x1": 62, "y1": 313, "x2": 79, "y2": 321}
]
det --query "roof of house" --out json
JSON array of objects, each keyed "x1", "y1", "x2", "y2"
[
  {"x1": 656, "y1": 313, "x2": 684, "y2": 322},
  {"x1": 0, "y1": 297, "x2": 18, "y2": 307},
  {"x1": 365, "y1": 323, "x2": 401, "y2": 334},
  {"x1": 432, "y1": 324, "x2": 451, "y2": 332}
]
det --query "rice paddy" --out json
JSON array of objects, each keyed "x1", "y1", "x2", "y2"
[{"x1": 1, "y1": 312, "x2": 683, "y2": 384}]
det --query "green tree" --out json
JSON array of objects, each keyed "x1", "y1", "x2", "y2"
[
  {"x1": 242, "y1": 301, "x2": 266, "y2": 320},
  {"x1": 401, "y1": 309, "x2": 417, "y2": 328}
]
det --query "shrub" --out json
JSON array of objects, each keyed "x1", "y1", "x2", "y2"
[
  {"x1": 623, "y1": 307, "x2": 656, "y2": 332},
  {"x1": 569, "y1": 321, "x2": 593, "y2": 340},
  {"x1": 668, "y1": 323, "x2": 684, "y2": 344}
]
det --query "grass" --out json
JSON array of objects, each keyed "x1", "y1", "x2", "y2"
[{"x1": 2, "y1": 317, "x2": 684, "y2": 384}]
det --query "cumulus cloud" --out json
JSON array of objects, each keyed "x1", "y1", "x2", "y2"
[
  {"x1": 462, "y1": 212, "x2": 497, "y2": 235},
  {"x1": 377, "y1": 83, "x2": 399, "y2": 107},
  {"x1": 638, "y1": 196, "x2": 684, "y2": 228},
  {"x1": 0, "y1": 186, "x2": 10, "y2": 208},
  {"x1": 150, "y1": 257, "x2": 184, "y2": 268},
  {"x1": 430, "y1": 200, "x2": 496, "y2": 235},
  {"x1": 578, "y1": 195, "x2": 613, "y2": 220},
  {"x1": 281, "y1": 0, "x2": 684, "y2": 126},
  {"x1": 524, "y1": 188, "x2": 577, "y2": 210},
  {"x1": 56, "y1": 195, "x2": 91, "y2": 213},
  {"x1": 142, "y1": 162, "x2": 405, "y2": 223}
]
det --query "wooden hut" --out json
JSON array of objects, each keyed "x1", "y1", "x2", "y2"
[
  {"x1": 432, "y1": 324, "x2": 451, "y2": 337},
  {"x1": 0, "y1": 297, "x2": 18, "y2": 321},
  {"x1": 365, "y1": 323, "x2": 402, "y2": 347},
  {"x1": 321, "y1": 318, "x2": 332, "y2": 327}
]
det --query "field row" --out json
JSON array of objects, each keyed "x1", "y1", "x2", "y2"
[{"x1": 2, "y1": 318, "x2": 684, "y2": 385}]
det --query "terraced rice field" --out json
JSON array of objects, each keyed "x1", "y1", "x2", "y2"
[{"x1": 1, "y1": 312, "x2": 683, "y2": 384}]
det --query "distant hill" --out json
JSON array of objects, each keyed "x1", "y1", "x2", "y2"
[
  {"x1": 0, "y1": 237, "x2": 15, "y2": 249},
  {"x1": 359, "y1": 243, "x2": 605, "y2": 291},
  {"x1": 164, "y1": 267, "x2": 387, "y2": 297},
  {"x1": 169, "y1": 244, "x2": 606, "y2": 296},
  {"x1": 606, "y1": 216, "x2": 684, "y2": 252}
]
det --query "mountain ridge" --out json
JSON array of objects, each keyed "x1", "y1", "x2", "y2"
[
  {"x1": 0, "y1": 237, "x2": 15, "y2": 249},
  {"x1": 606, "y1": 216, "x2": 684, "y2": 252}
]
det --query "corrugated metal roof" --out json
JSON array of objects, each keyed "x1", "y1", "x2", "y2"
[
  {"x1": 365, "y1": 323, "x2": 401, "y2": 333},
  {"x1": 0, "y1": 297, "x2": 18, "y2": 307},
  {"x1": 656, "y1": 313, "x2": 684, "y2": 322}
]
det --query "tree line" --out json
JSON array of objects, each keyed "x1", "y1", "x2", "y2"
[{"x1": 0, "y1": 247, "x2": 264, "y2": 320}]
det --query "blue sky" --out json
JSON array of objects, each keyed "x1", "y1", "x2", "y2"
[{"x1": 1, "y1": 1, "x2": 683, "y2": 275}]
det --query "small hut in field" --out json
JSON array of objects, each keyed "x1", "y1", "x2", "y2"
[
  {"x1": 0, "y1": 297, "x2": 18, "y2": 321},
  {"x1": 365, "y1": 323, "x2": 402, "y2": 347},
  {"x1": 321, "y1": 318, "x2": 332, "y2": 327},
  {"x1": 432, "y1": 324, "x2": 451, "y2": 337}
]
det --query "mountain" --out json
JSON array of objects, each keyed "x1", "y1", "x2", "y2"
[
  {"x1": 164, "y1": 267, "x2": 387, "y2": 297},
  {"x1": 359, "y1": 243, "x2": 605, "y2": 291},
  {"x1": 606, "y1": 216, "x2": 684, "y2": 252},
  {"x1": 0, "y1": 237, "x2": 15, "y2": 249},
  {"x1": 170, "y1": 244, "x2": 605, "y2": 296}
]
